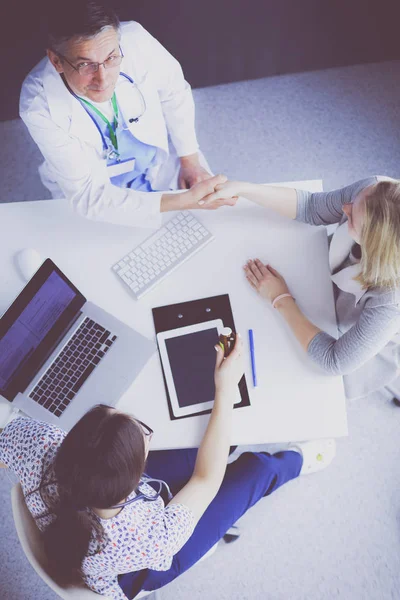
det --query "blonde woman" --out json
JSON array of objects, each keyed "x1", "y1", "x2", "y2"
[{"x1": 206, "y1": 177, "x2": 400, "y2": 402}]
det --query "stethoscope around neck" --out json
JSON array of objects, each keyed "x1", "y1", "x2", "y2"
[{"x1": 69, "y1": 71, "x2": 146, "y2": 160}]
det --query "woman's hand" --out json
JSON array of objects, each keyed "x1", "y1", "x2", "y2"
[
  {"x1": 214, "y1": 333, "x2": 244, "y2": 395},
  {"x1": 244, "y1": 259, "x2": 290, "y2": 304}
]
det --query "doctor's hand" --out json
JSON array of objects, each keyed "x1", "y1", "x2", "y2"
[
  {"x1": 161, "y1": 175, "x2": 238, "y2": 213},
  {"x1": 183, "y1": 175, "x2": 238, "y2": 210},
  {"x1": 244, "y1": 259, "x2": 290, "y2": 304},
  {"x1": 214, "y1": 334, "x2": 244, "y2": 398},
  {"x1": 178, "y1": 154, "x2": 212, "y2": 189}
]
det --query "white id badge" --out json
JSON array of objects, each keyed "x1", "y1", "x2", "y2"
[{"x1": 107, "y1": 158, "x2": 136, "y2": 178}]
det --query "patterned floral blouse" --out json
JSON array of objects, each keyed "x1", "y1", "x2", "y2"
[{"x1": 0, "y1": 417, "x2": 195, "y2": 599}]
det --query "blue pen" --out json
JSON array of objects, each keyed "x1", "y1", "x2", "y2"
[{"x1": 248, "y1": 329, "x2": 257, "y2": 387}]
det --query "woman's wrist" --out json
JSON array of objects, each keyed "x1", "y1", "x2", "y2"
[
  {"x1": 238, "y1": 182, "x2": 256, "y2": 197},
  {"x1": 272, "y1": 296, "x2": 321, "y2": 351},
  {"x1": 214, "y1": 385, "x2": 237, "y2": 405},
  {"x1": 273, "y1": 295, "x2": 296, "y2": 311}
]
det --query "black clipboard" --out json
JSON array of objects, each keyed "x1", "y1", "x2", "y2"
[{"x1": 152, "y1": 294, "x2": 250, "y2": 420}]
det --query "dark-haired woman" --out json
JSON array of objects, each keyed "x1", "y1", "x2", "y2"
[{"x1": 0, "y1": 337, "x2": 335, "y2": 599}]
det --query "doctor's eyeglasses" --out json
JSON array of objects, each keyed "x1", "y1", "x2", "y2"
[{"x1": 57, "y1": 51, "x2": 123, "y2": 76}]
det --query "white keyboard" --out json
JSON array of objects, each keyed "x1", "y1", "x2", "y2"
[{"x1": 112, "y1": 212, "x2": 214, "y2": 299}]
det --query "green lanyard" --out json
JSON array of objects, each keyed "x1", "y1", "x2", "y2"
[{"x1": 79, "y1": 93, "x2": 119, "y2": 153}]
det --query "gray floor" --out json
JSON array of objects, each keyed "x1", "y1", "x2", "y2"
[{"x1": 1, "y1": 60, "x2": 400, "y2": 600}]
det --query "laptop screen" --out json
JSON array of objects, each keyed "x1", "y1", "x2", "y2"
[{"x1": 0, "y1": 259, "x2": 85, "y2": 400}]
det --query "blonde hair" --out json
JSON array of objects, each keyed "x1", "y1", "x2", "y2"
[{"x1": 355, "y1": 180, "x2": 400, "y2": 289}]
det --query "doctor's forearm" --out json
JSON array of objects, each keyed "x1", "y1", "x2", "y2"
[
  {"x1": 160, "y1": 192, "x2": 185, "y2": 212},
  {"x1": 274, "y1": 297, "x2": 321, "y2": 352},
  {"x1": 239, "y1": 183, "x2": 297, "y2": 219}
]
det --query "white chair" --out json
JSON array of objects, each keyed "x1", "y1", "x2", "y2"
[
  {"x1": 11, "y1": 483, "x2": 217, "y2": 599},
  {"x1": 11, "y1": 483, "x2": 156, "y2": 599}
]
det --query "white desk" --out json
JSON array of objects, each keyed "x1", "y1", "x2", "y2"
[{"x1": 0, "y1": 180, "x2": 347, "y2": 447}]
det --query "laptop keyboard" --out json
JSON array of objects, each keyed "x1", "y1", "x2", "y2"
[{"x1": 29, "y1": 317, "x2": 117, "y2": 418}]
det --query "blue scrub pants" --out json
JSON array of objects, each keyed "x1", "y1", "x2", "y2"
[{"x1": 118, "y1": 448, "x2": 302, "y2": 598}]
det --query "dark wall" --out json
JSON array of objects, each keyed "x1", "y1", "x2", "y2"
[{"x1": 2, "y1": 0, "x2": 400, "y2": 121}]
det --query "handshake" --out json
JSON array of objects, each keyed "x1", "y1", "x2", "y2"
[{"x1": 181, "y1": 174, "x2": 242, "y2": 211}]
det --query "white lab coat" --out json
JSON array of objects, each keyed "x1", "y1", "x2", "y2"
[{"x1": 19, "y1": 21, "x2": 201, "y2": 228}]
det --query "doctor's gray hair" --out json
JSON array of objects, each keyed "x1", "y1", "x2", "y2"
[{"x1": 47, "y1": 0, "x2": 121, "y2": 54}]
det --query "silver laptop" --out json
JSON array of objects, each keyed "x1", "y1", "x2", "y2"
[{"x1": 0, "y1": 259, "x2": 155, "y2": 430}]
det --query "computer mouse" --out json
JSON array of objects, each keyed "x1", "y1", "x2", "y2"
[{"x1": 14, "y1": 248, "x2": 44, "y2": 282}]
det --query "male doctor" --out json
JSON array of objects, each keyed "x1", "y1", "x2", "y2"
[{"x1": 20, "y1": 0, "x2": 235, "y2": 228}]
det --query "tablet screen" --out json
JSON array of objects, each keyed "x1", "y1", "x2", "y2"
[
  {"x1": 165, "y1": 327, "x2": 219, "y2": 408},
  {"x1": 157, "y1": 319, "x2": 228, "y2": 417}
]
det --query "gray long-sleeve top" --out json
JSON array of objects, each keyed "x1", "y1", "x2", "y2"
[{"x1": 295, "y1": 177, "x2": 400, "y2": 399}]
